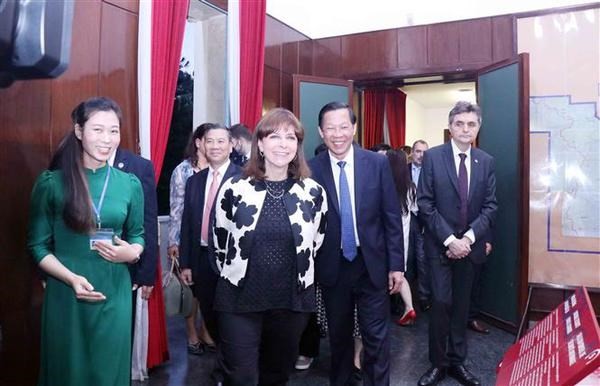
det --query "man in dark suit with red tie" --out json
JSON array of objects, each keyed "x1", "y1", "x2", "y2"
[
  {"x1": 309, "y1": 102, "x2": 404, "y2": 386},
  {"x1": 417, "y1": 101, "x2": 497, "y2": 386},
  {"x1": 179, "y1": 124, "x2": 241, "y2": 342}
]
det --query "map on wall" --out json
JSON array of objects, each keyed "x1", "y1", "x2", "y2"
[
  {"x1": 530, "y1": 96, "x2": 599, "y2": 242},
  {"x1": 519, "y1": 8, "x2": 600, "y2": 287}
]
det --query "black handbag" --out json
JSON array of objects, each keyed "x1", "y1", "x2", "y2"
[{"x1": 161, "y1": 258, "x2": 194, "y2": 318}]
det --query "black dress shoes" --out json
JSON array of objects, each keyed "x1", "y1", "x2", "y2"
[
  {"x1": 468, "y1": 319, "x2": 490, "y2": 334},
  {"x1": 448, "y1": 365, "x2": 481, "y2": 386},
  {"x1": 417, "y1": 367, "x2": 446, "y2": 386}
]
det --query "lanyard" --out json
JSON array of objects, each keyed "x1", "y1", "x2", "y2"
[{"x1": 91, "y1": 166, "x2": 111, "y2": 228}]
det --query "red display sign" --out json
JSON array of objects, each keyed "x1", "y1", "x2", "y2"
[{"x1": 496, "y1": 287, "x2": 600, "y2": 386}]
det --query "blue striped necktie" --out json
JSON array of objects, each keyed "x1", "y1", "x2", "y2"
[{"x1": 338, "y1": 161, "x2": 357, "y2": 261}]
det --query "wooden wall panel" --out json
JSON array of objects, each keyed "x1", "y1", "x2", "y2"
[
  {"x1": 99, "y1": 1, "x2": 139, "y2": 151},
  {"x1": 493, "y1": 15, "x2": 516, "y2": 62},
  {"x1": 51, "y1": 1, "x2": 102, "y2": 148},
  {"x1": 0, "y1": 79, "x2": 51, "y2": 386},
  {"x1": 312, "y1": 37, "x2": 342, "y2": 78},
  {"x1": 282, "y1": 41, "x2": 299, "y2": 75},
  {"x1": 263, "y1": 66, "x2": 281, "y2": 111},
  {"x1": 263, "y1": 15, "x2": 312, "y2": 109},
  {"x1": 264, "y1": 17, "x2": 283, "y2": 69},
  {"x1": 397, "y1": 26, "x2": 427, "y2": 70},
  {"x1": 298, "y1": 40, "x2": 313, "y2": 75},
  {"x1": 341, "y1": 30, "x2": 397, "y2": 76},
  {"x1": 264, "y1": 14, "x2": 517, "y2": 118},
  {"x1": 311, "y1": 15, "x2": 517, "y2": 80},
  {"x1": 458, "y1": 19, "x2": 493, "y2": 65},
  {"x1": 104, "y1": 0, "x2": 138, "y2": 13},
  {"x1": 427, "y1": 22, "x2": 460, "y2": 67},
  {"x1": 280, "y1": 72, "x2": 293, "y2": 111}
]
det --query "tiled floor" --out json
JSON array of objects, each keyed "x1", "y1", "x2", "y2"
[{"x1": 136, "y1": 310, "x2": 514, "y2": 386}]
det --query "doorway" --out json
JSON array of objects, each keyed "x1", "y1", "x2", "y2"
[{"x1": 401, "y1": 81, "x2": 476, "y2": 148}]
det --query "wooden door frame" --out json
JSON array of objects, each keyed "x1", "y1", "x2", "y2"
[{"x1": 292, "y1": 74, "x2": 354, "y2": 119}]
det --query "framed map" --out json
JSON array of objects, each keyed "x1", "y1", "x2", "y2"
[{"x1": 519, "y1": 8, "x2": 600, "y2": 287}]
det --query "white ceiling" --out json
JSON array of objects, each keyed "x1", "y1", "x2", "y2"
[
  {"x1": 402, "y1": 82, "x2": 476, "y2": 108},
  {"x1": 266, "y1": 0, "x2": 594, "y2": 39}
]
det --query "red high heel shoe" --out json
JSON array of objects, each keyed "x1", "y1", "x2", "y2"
[{"x1": 395, "y1": 309, "x2": 417, "y2": 326}]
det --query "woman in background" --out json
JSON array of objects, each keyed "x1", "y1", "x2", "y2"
[
  {"x1": 212, "y1": 108, "x2": 327, "y2": 385},
  {"x1": 387, "y1": 149, "x2": 418, "y2": 326},
  {"x1": 28, "y1": 97, "x2": 144, "y2": 385},
  {"x1": 167, "y1": 123, "x2": 215, "y2": 354}
]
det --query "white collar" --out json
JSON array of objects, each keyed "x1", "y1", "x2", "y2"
[
  {"x1": 328, "y1": 147, "x2": 354, "y2": 168},
  {"x1": 450, "y1": 139, "x2": 471, "y2": 158},
  {"x1": 209, "y1": 159, "x2": 231, "y2": 176}
]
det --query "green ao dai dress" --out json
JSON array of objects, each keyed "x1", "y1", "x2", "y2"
[{"x1": 28, "y1": 164, "x2": 144, "y2": 386}]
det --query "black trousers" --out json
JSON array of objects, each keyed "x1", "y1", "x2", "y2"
[
  {"x1": 428, "y1": 255, "x2": 475, "y2": 367},
  {"x1": 469, "y1": 262, "x2": 485, "y2": 321},
  {"x1": 411, "y1": 217, "x2": 430, "y2": 302},
  {"x1": 297, "y1": 312, "x2": 320, "y2": 358},
  {"x1": 322, "y1": 253, "x2": 391, "y2": 386},
  {"x1": 193, "y1": 246, "x2": 220, "y2": 341},
  {"x1": 217, "y1": 309, "x2": 310, "y2": 386}
]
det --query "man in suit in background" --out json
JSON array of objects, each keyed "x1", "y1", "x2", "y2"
[
  {"x1": 179, "y1": 125, "x2": 241, "y2": 344},
  {"x1": 417, "y1": 101, "x2": 497, "y2": 386},
  {"x1": 112, "y1": 148, "x2": 158, "y2": 300},
  {"x1": 409, "y1": 140, "x2": 431, "y2": 311},
  {"x1": 229, "y1": 123, "x2": 252, "y2": 167},
  {"x1": 309, "y1": 102, "x2": 404, "y2": 386}
]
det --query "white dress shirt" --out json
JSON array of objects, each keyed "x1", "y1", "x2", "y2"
[
  {"x1": 411, "y1": 163, "x2": 422, "y2": 187},
  {"x1": 329, "y1": 149, "x2": 360, "y2": 247},
  {"x1": 443, "y1": 139, "x2": 476, "y2": 246},
  {"x1": 201, "y1": 160, "x2": 230, "y2": 245}
]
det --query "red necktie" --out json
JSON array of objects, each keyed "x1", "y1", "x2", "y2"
[{"x1": 201, "y1": 170, "x2": 220, "y2": 243}]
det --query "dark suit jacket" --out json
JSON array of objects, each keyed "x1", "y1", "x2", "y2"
[
  {"x1": 417, "y1": 142, "x2": 497, "y2": 264},
  {"x1": 309, "y1": 144, "x2": 404, "y2": 288},
  {"x1": 114, "y1": 149, "x2": 158, "y2": 286},
  {"x1": 179, "y1": 162, "x2": 241, "y2": 277}
]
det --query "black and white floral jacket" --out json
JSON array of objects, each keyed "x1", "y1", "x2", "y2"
[{"x1": 212, "y1": 175, "x2": 328, "y2": 290}]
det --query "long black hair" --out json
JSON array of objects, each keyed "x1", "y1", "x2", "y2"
[
  {"x1": 184, "y1": 123, "x2": 213, "y2": 168},
  {"x1": 386, "y1": 149, "x2": 415, "y2": 216},
  {"x1": 49, "y1": 96, "x2": 123, "y2": 233}
]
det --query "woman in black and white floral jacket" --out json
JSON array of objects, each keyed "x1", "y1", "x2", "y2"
[{"x1": 211, "y1": 108, "x2": 327, "y2": 385}]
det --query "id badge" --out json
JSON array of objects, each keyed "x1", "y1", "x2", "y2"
[{"x1": 90, "y1": 228, "x2": 115, "y2": 250}]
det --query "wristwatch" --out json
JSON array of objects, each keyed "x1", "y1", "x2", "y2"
[{"x1": 130, "y1": 255, "x2": 140, "y2": 264}]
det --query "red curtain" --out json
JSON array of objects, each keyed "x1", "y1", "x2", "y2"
[
  {"x1": 362, "y1": 90, "x2": 386, "y2": 149},
  {"x1": 239, "y1": 0, "x2": 266, "y2": 131},
  {"x1": 147, "y1": 263, "x2": 169, "y2": 368},
  {"x1": 150, "y1": 0, "x2": 189, "y2": 182},
  {"x1": 385, "y1": 89, "x2": 407, "y2": 148},
  {"x1": 147, "y1": 0, "x2": 189, "y2": 368}
]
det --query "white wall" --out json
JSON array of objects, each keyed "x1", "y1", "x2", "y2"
[
  {"x1": 422, "y1": 107, "x2": 450, "y2": 146},
  {"x1": 192, "y1": 15, "x2": 227, "y2": 127},
  {"x1": 404, "y1": 97, "x2": 425, "y2": 147},
  {"x1": 405, "y1": 98, "x2": 450, "y2": 148}
]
